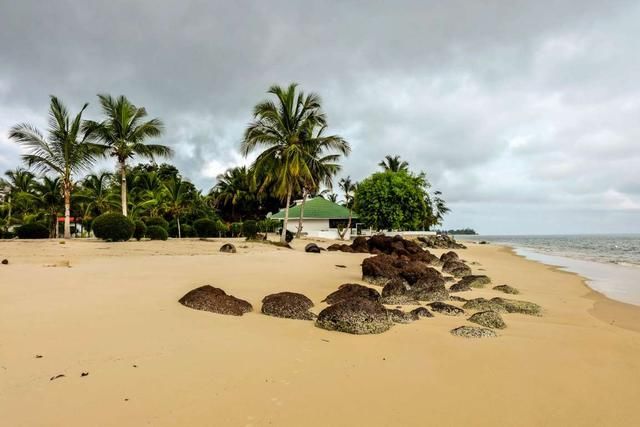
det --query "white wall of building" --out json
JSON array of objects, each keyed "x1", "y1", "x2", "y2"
[{"x1": 285, "y1": 218, "x2": 352, "y2": 240}]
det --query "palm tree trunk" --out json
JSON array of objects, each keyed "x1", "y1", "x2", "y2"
[
  {"x1": 281, "y1": 186, "x2": 292, "y2": 243},
  {"x1": 119, "y1": 160, "x2": 128, "y2": 216},
  {"x1": 346, "y1": 209, "x2": 353, "y2": 239},
  {"x1": 63, "y1": 185, "x2": 71, "y2": 239},
  {"x1": 177, "y1": 216, "x2": 181, "y2": 238},
  {"x1": 296, "y1": 188, "x2": 308, "y2": 238}
]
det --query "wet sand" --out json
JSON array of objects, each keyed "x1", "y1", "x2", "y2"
[{"x1": 1, "y1": 238, "x2": 639, "y2": 426}]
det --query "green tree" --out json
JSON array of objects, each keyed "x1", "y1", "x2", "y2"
[
  {"x1": 163, "y1": 175, "x2": 191, "y2": 238},
  {"x1": 77, "y1": 172, "x2": 119, "y2": 217},
  {"x1": 337, "y1": 176, "x2": 357, "y2": 239},
  {"x1": 378, "y1": 155, "x2": 409, "y2": 172},
  {"x1": 84, "y1": 94, "x2": 172, "y2": 217},
  {"x1": 33, "y1": 176, "x2": 62, "y2": 237},
  {"x1": 212, "y1": 166, "x2": 255, "y2": 222},
  {"x1": 9, "y1": 96, "x2": 100, "y2": 238}
]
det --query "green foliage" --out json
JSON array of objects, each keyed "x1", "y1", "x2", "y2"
[
  {"x1": 242, "y1": 220, "x2": 258, "y2": 239},
  {"x1": 354, "y1": 171, "x2": 429, "y2": 231},
  {"x1": 193, "y1": 218, "x2": 217, "y2": 237},
  {"x1": 93, "y1": 212, "x2": 135, "y2": 242},
  {"x1": 16, "y1": 222, "x2": 49, "y2": 239},
  {"x1": 145, "y1": 216, "x2": 169, "y2": 230},
  {"x1": 258, "y1": 219, "x2": 280, "y2": 233},
  {"x1": 181, "y1": 224, "x2": 194, "y2": 237},
  {"x1": 230, "y1": 222, "x2": 243, "y2": 236},
  {"x1": 146, "y1": 225, "x2": 168, "y2": 240},
  {"x1": 133, "y1": 220, "x2": 147, "y2": 240}
]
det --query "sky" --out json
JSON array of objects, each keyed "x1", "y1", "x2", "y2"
[{"x1": 1, "y1": 0, "x2": 639, "y2": 235}]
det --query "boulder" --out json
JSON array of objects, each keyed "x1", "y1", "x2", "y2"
[
  {"x1": 427, "y1": 302, "x2": 465, "y2": 316},
  {"x1": 468, "y1": 310, "x2": 506, "y2": 329},
  {"x1": 381, "y1": 279, "x2": 415, "y2": 305},
  {"x1": 442, "y1": 260, "x2": 472, "y2": 277},
  {"x1": 367, "y1": 234, "x2": 393, "y2": 253},
  {"x1": 1, "y1": 259, "x2": 8, "y2": 265},
  {"x1": 261, "y1": 292, "x2": 315, "y2": 320},
  {"x1": 493, "y1": 284, "x2": 520, "y2": 295},
  {"x1": 463, "y1": 298, "x2": 507, "y2": 313},
  {"x1": 410, "y1": 307, "x2": 434, "y2": 318},
  {"x1": 219, "y1": 243, "x2": 237, "y2": 253},
  {"x1": 418, "y1": 234, "x2": 466, "y2": 249},
  {"x1": 327, "y1": 243, "x2": 342, "y2": 251},
  {"x1": 492, "y1": 297, "x2": 542, "y2": 316},
  {"x1": 362, "y1": 254, "x2": 401, "y2": 285},
  {"x1": 351, "y1": 236, "x2": 370, "y2": 253},
  {"x1": 323, "y1": 283, "x2": 381, "y2": 305},
  {"x1": 457, "y1": 275, "x2": 491, "y2": 288},
  {"x1": 440, "y1": 251, "x2": 459, "y2": 263},
  {"x1": 304, "y1": 243, "x2": 322, "y2": 253},
  {"x1": 315, "y1": 297, "x2": 393, "y2": 334},
  {"x1": 407, "y1": 251, "x2": 441, "y2": 266},
  {"x1": 387, "y1": 308, "x2": 418, "y2": 323},
  {"x1": 179, "y1": 285, "x2": 252, "y2": 316},
  {"x1": 450, "y1": 295, "x2": 468, "y2": 303},
  {"x1": 449, "y1": 281, "x2": 471, "y2": 293},
  {"x1": 450, "y1": 326, "x2": 497, "y2": 338},
  {"x1": 411, "y1": 279, "x2": 449, "y2": 302}
]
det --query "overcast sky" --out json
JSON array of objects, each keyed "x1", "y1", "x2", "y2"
[{"x1": 1, "y1": 0, "x2": 639, "y2": 234}]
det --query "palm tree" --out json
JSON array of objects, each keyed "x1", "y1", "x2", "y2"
[
  {"x1": 337, "y1": 176, "x2": 357, "y2": 240},
  {"x1": 1, "y1": 168, "x2": 38, "y2": 220},
  {"x1": 83, "y1": 94, "x2": 172, "y2": 216},
  {"x1": 379, "y1": 155, "x2": 409, "y2": 172},
  {"x1": 77, "y1": 172, "x2": 119, "y2": 217},
  {"x1": 33, "y1": 176, "x2": 62, "y2": 237},
  {"x1": 242, "y1": 83, "x2": 347, "y2": 242},
  {"x1": 163, "y1": 176, "x2": 190, "y2": 238},
  {"x1": 211, "y1": 166, "x2": 254, "y2": 221},
  {"x1": 9, "y1": 96, "x2": 100, "y2": 238},
  {"x1": 432, "y1": 190, "x2": 450, "y2": 227}
]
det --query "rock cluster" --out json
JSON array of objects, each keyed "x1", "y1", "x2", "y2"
[
  {"x1": 463, "y1": 297, "x2": 541, "y2": 316},
  {"x1": 427, "y1": 302, "x2": 465, "y2": 316},
  {"x1": 261, "y1": 292, "x2": 315, "y2": 320},
  {"x1": 328, "y1": 235, "x2": 426, "y2": 256},
  {"x1": 179, "y1": 285, "x2": 252, "y2": 316},
  {"x1": 323, "y1": 283, "x2": 381, "y2": 305},
  {"x1": 316, "y1": 297, "x2": 393, "y2": 334},
  {"x1": 418, "y1": 234, "x2": 466, "y2": 249},
  {"x1": 442, "y1": 260, "x2": 472, "y2": 277}
]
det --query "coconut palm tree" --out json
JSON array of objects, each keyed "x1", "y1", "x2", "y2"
[
  {"x1": 77, "y1": 172, "x2": 119, "y2": 217},
  {"x1": 163, "y1": 176, "x2": 190, "y2": 238},
  {"x1": 83, "y1": 94, "x2": 172, "y2": 216},
  {"x1": 337, "y1": 176, "x2": 357, "y2": 240},
  {"x1": 0, "y1": 168, "x2": 39, "y2": 219},
  {"x1": 242, "y1": 83, "x2": 347, "y2": 242},
  {"x1": 379, "y1": 155, "x2": 409, "y2": 172},
  {"x1": 211, "y1": 166, "x2": 254, "y2": 222},
  {"x1": 33, "y1": 176, "x2": 62, "y2": 237},
  {"x1": 9, "y1": 96, "x2": 100, "y2": 238}
]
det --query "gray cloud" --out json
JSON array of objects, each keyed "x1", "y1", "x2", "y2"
[{"x1": 1, "y1": 0, "x2": 639, "y2": 234}]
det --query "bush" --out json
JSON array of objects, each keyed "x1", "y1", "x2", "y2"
[
  {"x1": 1, "y1": 230, "x2": 16, "y2": 239},
  {"x1": 16, "y1": 223, "x2": 49, "y2": 239},
  {"x1": 215, "y1": 220, "x2": 228, "y2": 236},
  {"x1": 181, "y1": 224, "x2": 194, "y2": 237},
  {"x1": 146, "y1": 225, "x2": 168, "y2": 241},
  {"x1": 231, "y1": 222, "x2": 243, "y2": 237},
  {"x1": 93, "y1": 212, "x2": 135, "y2": 242},
  {"x1": 145, "y1": 216, "x2": 169, "y2": 230},
  {"x1": 243, "y1": 220, "x2": 258, "y2": 239},
  {"x1": 193, "y1": 218, "x2": 217, "y2": 237},
  {"x1": 133, "y1": 220, "x2": 147, "y2": 241}
]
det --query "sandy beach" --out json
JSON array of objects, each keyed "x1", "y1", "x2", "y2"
[{"x1": 1, "y1": 238, "x2": 640, "y2": 426}]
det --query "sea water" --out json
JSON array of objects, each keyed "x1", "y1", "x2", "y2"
[{"x1": 457, "y1": 234, "x2": 640, "y2": 306}]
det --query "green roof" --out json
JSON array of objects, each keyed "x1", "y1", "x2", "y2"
[{"x1": 270, "y1": 197, "x2": 356, "y2": 219}]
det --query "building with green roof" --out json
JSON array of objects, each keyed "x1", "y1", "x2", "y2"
[{"x1": 270, "y1": 197, "x2": 357, "y2": 239}]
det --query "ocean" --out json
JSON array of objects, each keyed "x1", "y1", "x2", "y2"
[{"x1": 457, "y1": 234, "x2": 640, "y2": 306}]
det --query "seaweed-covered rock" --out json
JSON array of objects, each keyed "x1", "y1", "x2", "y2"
[
  {"x1": 442, "y1": 260, "x2": 472, "y2": 277},
  {"x1": 450, "y1": 326, "x2": 497, "y2": 338},
  {"x1": 427, "y1": 302, "x2": 465, "y2": 316},
  {"x1": 387, "y1": 308, "x2": 418, "y2": 324},
  {"x1": 327, "y1": 243, "x2": 342, "y2": 251},
  {"x1": 179, "y1": 285, "x2": 252, "y2": 316},
  {"x1": 410, "y1": 307, "x2": 434, "y2": 318},
  {"x1": 493, "y1": 297, "x2": 542, "y2": 316},
  {"x1": 408, "y1": 251, "x2": 442, "y2": 267},
  {"x1": 463, "y1": 298, "x2": 507, "y2": 313},
  {"x1": 440, "y1": 251, "x2": 459, "y2": 263},
  {"x1": 457, "y1": 275, "x2": 491, "y2": 288},
  {"x1": 468, "y1": 310, "x2": 506, "y2": 329},
  {"x1": 401, "y1": 263, "x2": 443, "y2": 286},
  {"x1": 304, "y1": 243, "x2": 322, "y2": 253},
  {"x1": 418, "y1": 234, "x2": 466, "y2": 249},
  {"x1": 351, "y1": 236, "x2": 370, "y2": 253},
  {"x1": 411, "y1": 279, "x2": 449, "y2": 302},
  {"x1": 219, "y1": 243, "x2": 237, "y2": 253},
  {"x1": 315, "y1": 297, "x2": 392, "y2": 334},
  {"x1": 261, "y1": 292, "x2": 315, "y2": 320},
  {"x1": 493, "y1": 284, "x2": 520, "y2": 295},
  {"x1": 323, "y1": 283, "x2": 381, "y2": 305},
  {"x1": 381, "y1": 280, "x2": 414, "y2": 304},
  {"x1": 449, "y1": 281, "x2": 472, "y2": 293},
  {"x1": 450, "y1": 295, "x2": 468, "y2": 303},
  {"x1": 362, "y1": 254, "x2": 401, "y2": 285}
]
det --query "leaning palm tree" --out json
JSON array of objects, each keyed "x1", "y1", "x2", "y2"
[
  {"x1": 83, "y1": 94, "x2": 172, "y2": 216},
  {"x1": 242, "y1": 83, "x2": 347, "y2": 243},
  {"x1": 9, "y1": 96, "x2": 100, "y2": 238},
  {"x1": 379, "y1": 155, "x2": 409, "y2": 172},
  {"x1": 337, "y1": 176, "x2": 357, "y2": 240}
]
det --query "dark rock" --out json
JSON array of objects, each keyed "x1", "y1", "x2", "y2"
[
  {"x1": 450, "y1": 295, "x2": 468, "y2": 302},
  {"x1": 399, "y1": 261, "x2": 439, "y2": 285},
  {"x1": 427, "y1": 302, "x2": 465, "y2": 316},
  {"x1": 179, "y1": 285, "x2": 252, "y2": 316},
  {"x1": 410, "y1": 307, "x2": 434, "y2": 318},
  {"x1": 367, "y1": 234, "x2": 393, "y2": 253},
  {"x1": 463, "y1": 298, "x2": 507, "y2": 313},
  {"x1": 327, "y1": 244, "x2": 342, "y2": 251},
  {"x1": 304, "y1": 243, "x2": 322, "y2": 253},
  {"x1": 387, "y1": 308, "x2": 418, "y2": 323},
  {"x1": 261, "y1": 292, "x2": 315, "y2": 320},
  {"x1": 442, "y1": 260, "x2": 472, "y2": 277},
  {"x1": 457, "y1": 275, "x2": 491, "y2": 288},
  {"x1": 492, "y1": 297, "x2": 542, "y2": 316},
  {"x1": 468, "y1": 310, "x2": 506, "y2": 329},
  {"x1": 1, "y1": 259, "x2": 7, "y2": 265},
  {"x1": 315, "y1": 297, "x2": 392, "y2": 334},
  {"x1": 440, "y1": 251, "x2": 459, "y2": 263},
  {"x1": 449, "y1": 281, "x2": 472, "y2": 293},
  {"x1": 219, "y1": 243, "x2": 237, "y2": 253},
  {"x1": 335, "y1": 264, "x2": 347, "y2": 268},
  {"x1": 340, "y1": 245, "x2": 355, "y2": 253},
  {"x1": 407, "y1": 251, "x2": 441, "y2": 266},
  {"x1": 381, "y1": 279, "x2": 413, "y2": 304},
  {"x1": 362, "y1": 254, "x2": 401, "y2": 286},
  {"x1": 418, "y1": 234, "x2": 466, "y2": 249},
  {"x1": 479, "y1": 241, "x2": 488, "y2": 245},
  {"x1": 351, "y1": 236, "x2": 370, "y2": 253},
  {"x1": 493, "y1": 284, "x2": 520, "y2": 295},
  {"x1": 411, "y1": 279, "x2": 449, "y2": 301},
  {"x1": 450, "y1": 326, "x2": 497, "y2": 338},
  {"x1": 323, "y1": 283, "x2": 381, "y2": 305}
]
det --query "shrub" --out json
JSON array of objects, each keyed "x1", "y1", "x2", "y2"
[
  {"x1": 181, "y1": 224, "x2": 194, "y2": 237},
  {"x1": 145, "y1": 216, "x2": 169, "y2": 230},
  {"x1": 16, "y1": 223, "x2": 49, "y2": 239},
  {"x1": 93, "y1": 212, "x2": 135, "y2": 242},
  {"x1": 133, "y1": 220, "x2": 147, "y2": 241},
  {"x1": 193, "y1": 218, "x2": 217, "y2": 237},
  {"x1": 147, "y1": 225, "x2": 168, "y2": 241},
  {"x1": 1, "y1": 230, "x2": 16, "y2": 239},
  {"x1": 243, "y1": 220, "x2": 258, "y2": 239},
  {"x1": 215, "y1": 220, "x2": 228, "y2": 236},
  {"x1": 231, "y1": 222, "x2": 243, "y2": 237}
]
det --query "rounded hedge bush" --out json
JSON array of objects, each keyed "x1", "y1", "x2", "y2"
[
  {"x1": 145, "y1": 216, "x2": 169, "y2": 230},
  {"x1": 181, "y1": 224, "x2": 194, "y2": 237},
  {"x1": 133, "y1": 220, "x2": 147, "y2": 241},
  {"x1": 146, "y1": 225, "x2": 168, "y2": 241},
  {"x1": 16, "y1": 223, "x2": 49, "y2": 239},
  {"x1": 193, "y1": 218, "x2": 217, "y2": 237},
  {"x1": 93, "y1": 212, "x2": 135, "y2": 242},
  {"x1": 243, "y1": 220, "x2": 258, "y2": 239}
]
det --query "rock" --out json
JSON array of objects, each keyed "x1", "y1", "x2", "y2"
[
  {"x1": 411, "y1": 279, "x2": 449, "y2": 302},
  {"x1": 440, "y1": 251, "x2": 459, "y2": 263},
  {"x1": 449, "y1": 281, "x2": 472, "y2": 293},
  {"x1": 387, "y1": 308, "x2": 418, "y2": 323},
  {"x1": 351, "y1": 236, "x2": 370, "y2": 253},
  {"x1": 380, "y1": 279, "x2": 415, "y2": 304},
  {"x1": 362, "y1": 254, "x2": 401, "y2": 285},
  {"x1": 407, "y1": 251, "x2": 442, "y2": 267},
  {"x1": 410, "y1": 307, "x2": 434, "y2": 318},
  {"x1": 323, "y1": 283, "x2": 381, "y2": 305},
  {"x1": 261, "y1": 292, "x2": 315, "y2": 320},
  {"x1": 479, "y1": 241, "x2": 488, "y2": 245},
  {"x1": 463, "y1": 298, "x2": 507, "y2": 313},
  {"x1": 367, "y1": 234, "x2": 393, "y2": 253},
  {"x1": 450, "y1": 295, "x2": 468, "y2": 302},
  {"x1": 315, "y1": 297, "x2": 392, "y2": 334},
  {"x1": 179, "y1": 285, "x2": 252, "y2": 316},
  {"x1": 1, "y1": 259, "x2": 7, "y2": 265},
  {"x1": 468, "y1": 310, "x2": 506, "y2": 329},
  {"x1": 492, "y1": 297, "x2": 542, "y2": 316},
  {"x1": 219, "y1": 243, "x2": 237, "y2": 253},
  {"x1": 327, "y1": 244, "x2": 342, "y2": 251},
  {"x1": 442, "y1": 260, "x2": 472, "y2": 277},
  {"x1": 418, "y1": 234, "x2": 466, "y2": 249},
  {"x1": 427, "y1": 302, "x2": 465, "y2": 316},
  {"x1": 450, "y1": 326, "x2": 497, "y2": 338},
  {"x1": 456, "y1": 275, "x2": 491, "y2": 289},
  {"x1": 493, "y1": 284, "x2": 520, "y2": 295},
  {"x1": 304, "y1": 243, "x2": 322, "y2": 253},
  {"x1": 340, "y1": 245, "x2": 355, "y2": 253}
]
